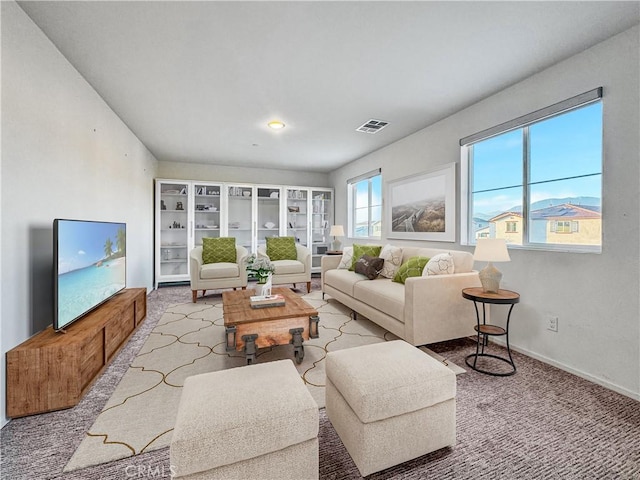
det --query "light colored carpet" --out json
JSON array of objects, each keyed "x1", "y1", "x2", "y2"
[{"x1": 64, "y1": 289, "x2": 463, "y2": 472}]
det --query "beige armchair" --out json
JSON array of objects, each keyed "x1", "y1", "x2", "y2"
[
  {"x1": 257, "y1": 243, "x2": 312, "y2": 293},
  {"x1": 190, "y1": 245, "x2": 249, "y2": 302}
]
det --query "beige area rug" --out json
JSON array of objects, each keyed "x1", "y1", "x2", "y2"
[{"x1": 64, "y1": 290, "x2": 464, "y2": 472}]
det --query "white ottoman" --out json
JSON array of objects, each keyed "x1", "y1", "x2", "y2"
[
  {"x1": 170, "y1": 359, "x2": 319, "y2": 479},
  {"x1": 325, "y1": 340, "x2": 456, "y2": 477}
]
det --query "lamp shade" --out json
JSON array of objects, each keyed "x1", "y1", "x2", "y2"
[
  {"x1": 473, "y1": 238, "x2": 511, "y2": 263},
  {"x1": 329, "y1": 225, "x2": 345, "y2": 237}
]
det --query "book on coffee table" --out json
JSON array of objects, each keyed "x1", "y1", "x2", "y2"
[{"x1": 249, "y1": 294, "x2": 286, "y2": 309}]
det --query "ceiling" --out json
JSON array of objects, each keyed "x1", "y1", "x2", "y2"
[{"x1": 17, "y1": 1, "x2": 640, "y2": 173}]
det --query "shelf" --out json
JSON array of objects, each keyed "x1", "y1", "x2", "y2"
[
  {"x1": 162, "y1": 209, "x2": 188, "y2": 213},
  {"x1": 160, "y1": 244, "x2": 187, "y2": 248},
  {"x1": 161, "y1": 259, "x2": 187, "y2": 264}
]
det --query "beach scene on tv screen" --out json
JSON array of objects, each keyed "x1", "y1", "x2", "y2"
[{"x1": 57, "y1": 221, "x2": 126, "y2": 327}]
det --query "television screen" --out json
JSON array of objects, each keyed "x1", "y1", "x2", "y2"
[{"x1": 54, "y1": 219, "x2": 126, "y2": 331}]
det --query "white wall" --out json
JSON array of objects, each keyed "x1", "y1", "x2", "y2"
[
  {"x1": 1, "y1": 2, "x2": 158, "y2": 427},
  {"x1": 330, "y1": 26, "x2": 640, "y2": 399},
  {"x1": 157, "y1": 160, "x2": 330, "y2": 187}
]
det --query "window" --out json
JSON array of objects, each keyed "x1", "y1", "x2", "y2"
[
  {"x1": 348, "y1": 169, "x2": 382, "y2": 239},
  {"x1": 552, "y1": 221, "x2": 578, "y2": 234},
  {"x1": 461, "y1": 88, "x2": 602, "y2": 252}
]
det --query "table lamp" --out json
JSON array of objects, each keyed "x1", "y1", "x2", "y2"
[
  {"x1": 329, "y1": 225, "x2": 345, "y2": 252},
  {"x1": 473, "y1": 238, "x2": 511, "y2": 293}
]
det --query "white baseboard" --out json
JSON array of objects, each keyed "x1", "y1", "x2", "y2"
[{"x1": 486, "y1": 337, "x2": 639, "y2": 401}]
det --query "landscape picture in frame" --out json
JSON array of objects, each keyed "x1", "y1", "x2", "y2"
[{"x1": 386, "y1": 163, "x2": 456, "y2": 242}]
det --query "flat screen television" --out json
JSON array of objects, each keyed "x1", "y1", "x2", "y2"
[{"x1": 53, "y1": 219, "x2": 126, "y2": 331}]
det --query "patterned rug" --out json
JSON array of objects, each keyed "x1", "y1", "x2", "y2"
[{"x1": 63, "y1": 288, "x2": 464, "y2": 472}]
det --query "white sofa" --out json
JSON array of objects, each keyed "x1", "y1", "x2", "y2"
[{"x1": 321, "y1": 245, "x2": 481, "y2": 346}]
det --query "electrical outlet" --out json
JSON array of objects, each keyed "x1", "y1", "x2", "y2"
[{"x1": 547, "y1": 316, "x2": 558, "y2": 332}]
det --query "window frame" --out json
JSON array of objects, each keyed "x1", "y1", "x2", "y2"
[
  {"x1": 460, "y1": 88, "x2": 603, "y2": 253},
  {"x1": 347, "y1": 169, "x2": 382, "y2": 240}
]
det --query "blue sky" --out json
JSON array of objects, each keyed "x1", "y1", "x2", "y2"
[
  {"x1": 471, "y1": 102, "x2": 602, "y2": 213},
  {"x1": 57, "y1": 220, "x2": 124, "y2": 274}
]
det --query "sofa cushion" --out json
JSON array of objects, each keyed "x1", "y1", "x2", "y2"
[
  {"x1": 424, "y1": 252, "x2": 455, "y2": 275},
  {"x1": 324, "y1": 269, "x2": 367, "y2": 297},
  {"x1": 354, "y1": 255, "x2": 384, "y2": 280},
  {"x1": 337, "y1": 246, "x2": 354, "y2": 269},
  {"x1": 266, "y1": 236, "x2": 297, "y2": 261},
  {"x1": 393, "y1": 256, "x2": 430, "y2": 284},
  {"x1": 353, "y1": 278, "x2": 405, "y2": 322},
  {"x1": 379, "y1": 244, "x2": 403, "y2": 279},
  {"x1": 273, "y1": 259, "x2": 305, "y2": 275},
  {"x1": 350, "y1": 244, "x2": 382, "y2": 271},
  {"x1": 202, "y1": 237, "x2": 236, "y2": 264},
  {"x1": 200, "y1": 262, "x2": 240, "y2": 280}
]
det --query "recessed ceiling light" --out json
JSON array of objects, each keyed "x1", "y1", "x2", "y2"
[{"x1": 267, "y1": 120, "x2": 285, "y2": 130}]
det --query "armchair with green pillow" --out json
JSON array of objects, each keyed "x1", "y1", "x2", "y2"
[
  {"x1": 257, "y1": 236, "x2": 312, "y2": 293},
  {"x1": 189, "y1": 237, "x2": 249, "y2": 302}
]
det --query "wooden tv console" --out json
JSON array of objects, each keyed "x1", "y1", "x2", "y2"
[{"x1": 6, "y1": 288, "x2": 147, "y2": 418}]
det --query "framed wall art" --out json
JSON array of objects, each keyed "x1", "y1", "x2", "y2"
[{"x1": 386, "y1": 162, "x2": 456, "y2": 242}]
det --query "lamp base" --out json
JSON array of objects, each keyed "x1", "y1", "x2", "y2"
[
  {"x1": 479, "y1": 262, "x2": 502, "y2": 293},
  {"x1": 331, "y1": 239, "x2": 342, "y2": 252}
]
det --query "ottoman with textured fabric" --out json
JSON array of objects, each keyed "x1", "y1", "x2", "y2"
[
  {"x1": 170, "y1": 359, "x2": 319, "y2": 479},
  {"x1": 325, "y1": 340, "x2": 456, "y2": 477}
]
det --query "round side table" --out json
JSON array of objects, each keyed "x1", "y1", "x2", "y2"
[{"x1": 462, "y1": 287, "x2": 520, "y2": 376}]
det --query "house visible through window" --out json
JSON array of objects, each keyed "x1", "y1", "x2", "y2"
[
  {"x1": 348, "y1": 169, "x2": 382, "y2": 239},
  {"x1": 461, "y1": 88, "x2": 602, "y2": 252}
]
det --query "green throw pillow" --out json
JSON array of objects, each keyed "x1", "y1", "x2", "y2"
[
  {"x1": 202, "y1": 237, "x2": 236, "y2": 264},
  {"x1": 266, "y1": 236, "x2": 297, "y2": 261},
  {"x1": 393, "y1": 256, "x2": 431, "y2": 284},
  {"x1": 349, "y1": 244, "x2": 382, "y2": 271}
]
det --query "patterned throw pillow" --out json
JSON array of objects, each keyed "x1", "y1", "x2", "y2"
[
  {"x1": 423, "y1": 252, "x2": 455, "y2": 276},
  {"x1": 379, "y1": 244, "x2": 403, "y2": 279},
  {"x1": 337, "y1": 246, "x2": 354, "y2": 269},
  {"x1": 266, "y1": 236, "x2": 297, "y2": 261},
  {"x1": 349, "y1": 244, "x2": 382, "y2": 271},
  {"x1": 393, "y1": 256, "x2": 430, "y2": 284},
  {"x1": 354, "y1": 254, "x2": 385, "y2": 280},
  {"x1": 202, "y1": 237, "x2": 236, "y2": 264}
]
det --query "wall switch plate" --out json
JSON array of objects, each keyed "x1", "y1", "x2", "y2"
[{"x1": 547, "y1": 315, "x2": 558, "y2": 332}]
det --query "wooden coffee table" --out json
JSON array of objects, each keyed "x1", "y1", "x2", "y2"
[{"x1": 223, "y1": 287, "x2": 319, "y2": 364}]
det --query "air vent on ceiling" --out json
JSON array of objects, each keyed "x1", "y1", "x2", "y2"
[{"x1": 356, "y1": 119, "x2": 389, "y2": 134}]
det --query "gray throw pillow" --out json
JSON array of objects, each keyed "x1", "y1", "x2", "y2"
[{"x1": 354, "y1": 254, "x2": 384, "y2": 280}]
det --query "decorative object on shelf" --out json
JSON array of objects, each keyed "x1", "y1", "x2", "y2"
[
  {"x1": 242, "y1": 191, "x2": 251, "y2": 197},
  {"x1": 270, "y1": 191, "x2": 279, "y2": 198},
  {"x1": 176, "y1": 201, "x2": 184, "y2": 210},
  {"x1": 473, "y1": 238, "x2": 511, "y2": 293},
  {"x1": 329, "y1": 225, "x2": 345, "y2": 251},
  {"x1": 264, "y1": 222, "x2": 276, "y2": 229},
  {"x1": 245, "y1": 254, "x2": 275, "y2": 285},
  {"x1": 288, "y1": 206, "x2": 300, "y2": 213},
  {"x1": 161, "y1": 200, "x2": 166, "y2": 210}
]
